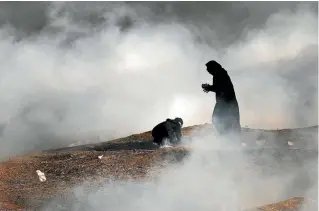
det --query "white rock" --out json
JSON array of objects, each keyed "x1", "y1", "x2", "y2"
[
  {"x1": 98, "y1": 155, "x2": 103, "y2": 160},
  {"x1": 36, "y1": 170, "x2": 46, "y2": 182}
]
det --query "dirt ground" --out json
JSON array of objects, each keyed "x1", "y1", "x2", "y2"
[{"x1": 0, "y1": 124, "x2": 317, "y2": 211}]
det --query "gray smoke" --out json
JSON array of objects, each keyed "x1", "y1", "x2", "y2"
[
  {"x1": 0, "y1": 2, "x2": 317, "y2": 158},
  {"x1": 43, "y1": 131, "x2": 318, "y2": 211}
]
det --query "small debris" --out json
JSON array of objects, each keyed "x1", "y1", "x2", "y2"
[
  {"x1": 98, "y1": 155, "x2": 103, "y2": 160},
  {"x1": 288, "y1": 141, "x2": 294, "y2": 146},
  {"x1": 36, "y1": 170, "x2": 46, "y2": 182},
  {"x1": 160, "y1": 144, "x2": 173, "y2": 148}
]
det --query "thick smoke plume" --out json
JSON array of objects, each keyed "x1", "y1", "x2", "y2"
[
  {"x1": 0, "y1": 2, "x2": 317, "y2": 158},
  {"x1": 44, "y1": 131, "x2": 318, "y2": 211},
  {"x1": 0, "y1": 2, "x2": 317, "y2": 211}
]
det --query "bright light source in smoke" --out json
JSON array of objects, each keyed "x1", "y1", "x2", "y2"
[
  {"x1": 168, "y1": 95, "x2": 200, "y2": 126},
  {"x1": 120, "y1": 52, "x2": 149, "y2": 73}
]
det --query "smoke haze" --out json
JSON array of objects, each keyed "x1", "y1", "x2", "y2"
[
  {"x1": 43, "y1": 132, "x2": 318, "y2": 211},
  {"x1": 0, "y1": 2, "x2": 317, "y2": 211},
  {"x1": 0, "y1": 2, "x2": 317, "y2": 157}
]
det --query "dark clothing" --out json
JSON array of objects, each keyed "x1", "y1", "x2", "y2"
[
  {"x1": 212, "y1": 99, "x2": 240, "y2": 135},
  {"x1": 152, "y1": 118, "x2": 182, "y2": 146},
  {"x1": 210, "y1": 69, "x2": 241, "y2": 134}
]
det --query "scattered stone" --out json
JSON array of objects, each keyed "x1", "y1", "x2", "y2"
[{"x1": 36, "y1": 170, "x2": 46, "y2": 182}]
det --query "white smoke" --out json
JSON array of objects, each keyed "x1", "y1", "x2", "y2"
[
  {"x1": 43, "y1": 130, "x2": 318, "y2": 211},
  {"x1": 0, "y1": 2, "x2": 317, "y2": 158},
  {"x1": 0, "y1": 2, "x2": 316, "y2": 210}
]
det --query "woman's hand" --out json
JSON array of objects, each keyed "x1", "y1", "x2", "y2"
[{"x1": 202, "y1": 83, "x2": 211, "y2": 93}]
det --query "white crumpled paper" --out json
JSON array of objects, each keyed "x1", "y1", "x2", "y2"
[{"x1": 36, "y1": 170, "x2": 46, "y2": 182}]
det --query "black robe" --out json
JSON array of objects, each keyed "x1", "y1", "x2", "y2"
[
  {"x1": 152, "y1": 119, "x2": 182, "y2": 146},
  {"x1": 211, "y1": 69, "x2": 241, "y2": 134}
]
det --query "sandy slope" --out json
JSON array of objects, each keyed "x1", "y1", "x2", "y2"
[{"x1": 0, "y1": 124, "x2": 317, "y2": 210}]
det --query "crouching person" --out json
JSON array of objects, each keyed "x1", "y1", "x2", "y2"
[{"x1": 152, "y1": 117, "x2": 183, "y2": 146}]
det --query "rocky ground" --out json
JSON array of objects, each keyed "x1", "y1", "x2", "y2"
[{"x1": 0, "y1": 124, "x2": 317, "y2": 211}]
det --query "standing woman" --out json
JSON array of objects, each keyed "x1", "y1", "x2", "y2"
[{"x1": 201, "y1": 60, "x2": 241, "y2": 135}]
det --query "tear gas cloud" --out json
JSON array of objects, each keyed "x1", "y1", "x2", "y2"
[
  {"x1": 0, "y1": 2, "x2": 317, "y2": 211},
  {"x1": 0, "y1": 2, "x2": 317, "y2": 157},
  {"x1": 44, "y1": 132, "x2": 318, "y2": 211}
]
